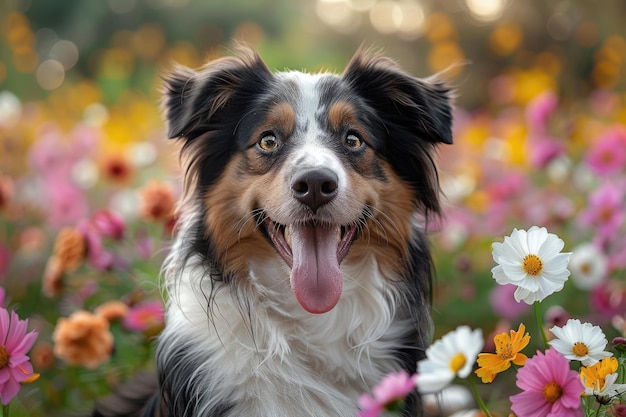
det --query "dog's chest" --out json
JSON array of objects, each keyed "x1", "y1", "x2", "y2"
[{"x1": 167, "y1": 257, "x2": 410, "y2": 416}]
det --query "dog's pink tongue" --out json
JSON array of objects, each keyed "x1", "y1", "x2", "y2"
[{"x1": 290, "y1": 224, "x2": 342, "y2": 314}]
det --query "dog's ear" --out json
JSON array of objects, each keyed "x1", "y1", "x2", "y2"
[
  {"x1": 161, "y1": 46, "x2": 273, "y2": 139},
  {"x1": 343, "y1": 48, "x2": 454, "y2": 216},
  {"x1": 342, "y1": 48, "x2": 453, "y2": 145}
]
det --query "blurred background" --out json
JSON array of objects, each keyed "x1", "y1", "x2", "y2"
[{"x1": 1, "y1": 0, "x2": 626, "y2": 415}]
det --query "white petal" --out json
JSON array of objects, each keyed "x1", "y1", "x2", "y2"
[
  {"x1": 542, "y1": 253, "x2": 572, "y2": 273},
  {"x1": 515, "y1": 277, "x2": 540, "y2": 292},
  {"x1": 548, "y1": 338, "x2": 571, "y2": 355},
  {"x1": 526, "y1": 226, "x2": 548, "y2": 254},
  {"x1": 416, "y1": 368, "x2": 455, "y2": 394},
  {"x1": 492, "y1": 265, "x2": 512, "y2": 285},
  {"x1": 501, "y1": 264, "x2": 528, "y2": 282},
  {"x1": 536, "y1": 234, "x2": 565, "y2": 260},
  {"x1": 537, "y1": 277, "x2": 565, "y2": 297},
  {"x1": 506, "y1": 232, "x2": 529, "y2": 258},
  {"x1": 514, "y1": 286, "x2": 536, "y2": 304},
  {"x1": 491, "y1": 242, "x2": 504, "y2": 261}
]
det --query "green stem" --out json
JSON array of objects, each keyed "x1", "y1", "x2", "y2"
[
  {"x1": 534, "y1": 301, "x2": 550, "y2": 349},
  {"x1": 593, "y1": 399, "x2": 601, "y2": 417},
  {"x1": 2, "y1": 403, "x2": 9, "y2": 417},
  {"x1": 468, "y1": 376, "x2": 493, "y2": 417}
]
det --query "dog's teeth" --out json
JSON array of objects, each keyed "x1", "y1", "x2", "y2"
[{"x1": 285, "y1": 225, "x2": 292, "y2": 247}]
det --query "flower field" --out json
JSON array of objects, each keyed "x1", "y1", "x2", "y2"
[{"x1": 1, "y1": 1, "x2": 626, "y2": 416}]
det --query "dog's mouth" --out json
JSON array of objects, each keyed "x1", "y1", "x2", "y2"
[{"x1": 264, "y1": 218, "x2": 357, "y2": 314}]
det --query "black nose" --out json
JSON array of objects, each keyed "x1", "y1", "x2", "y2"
[{"x1": 291, "y1": 168, "x2": 339, "y2": 212}]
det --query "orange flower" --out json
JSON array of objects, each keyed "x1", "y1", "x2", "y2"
[
  {"x1": 41, "y1": 256, "x2": 64, "y2": 298},
  {"x1": 101, "y1": 153, "x2": 133, "y2": 183},
  {"x1": 31, "y1": 342, "x2": 55, "y2": 371},
  {"x1": 52, "y1": 310, "x2": 113, "y2": 369},
  {"x1": 95, "y1": 300, "x2": 129, "y2": 323},
  {"x1": 52, "y1": 227, "x2": 86, "y2": 271},
  {"x1": 139, "y1": 180, "x2": 176, "y2": 222},
  {"x1": 475, "y1": 323, "x2": 530, "y2": 383}
]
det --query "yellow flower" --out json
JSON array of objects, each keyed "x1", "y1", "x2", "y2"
[
  {"x1": 580, "y1": 356, "x2": 626, "y2": 398},
  {"x1": 475, "y1": 323, "x2": 530, "y2": 383}
]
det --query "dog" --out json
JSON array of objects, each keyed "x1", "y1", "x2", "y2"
[{"x1": 93, "y1": 45, "x2": 453, "y2": 417}]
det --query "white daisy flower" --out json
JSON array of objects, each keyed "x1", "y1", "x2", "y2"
[
  {"x1": 416, "y1": 326, "x2": 483, "y2": 394},
  {"x1": 569, "y1": 243, "x2": 607, "y2": 290},
  {"x1": 491, "y1": 226, "x2": 572, "y2": 304},
  {"x1": 548, "y1": 318, "x2": 612, "y2": 366}
]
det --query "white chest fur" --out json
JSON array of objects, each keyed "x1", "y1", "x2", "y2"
[{"x1": 160, "y1": 255, "x2": 412, "y2": 417}]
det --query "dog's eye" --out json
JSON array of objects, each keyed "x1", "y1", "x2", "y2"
[
  {"x1": 344, "y1": 133, "x2": 363, "y2": 150},
  {"x1": 258, "y1": 134, "x2": 279, "y2": 152}
]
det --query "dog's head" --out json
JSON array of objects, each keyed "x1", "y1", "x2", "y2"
[{"x1": 162, "y1": 46, "x2": 452, "y2": 314}]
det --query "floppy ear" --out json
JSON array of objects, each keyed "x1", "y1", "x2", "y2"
[
  {"x1": 342, "y1": 48, "x2": 453, "y2": 145},
  {"x1": 342, "y1": 48, "x2": 454, "y2": 216},
  {"x1": 161, "y1": 46, "x2": 273, "y2": 140}
]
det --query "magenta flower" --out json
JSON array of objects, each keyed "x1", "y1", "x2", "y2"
[
  {"x1": 91, "y1": 210, "x2": 126, "y2": 240},
  {"x1": 0, "y1": 308, "x2": 38, "y2": 405},
  {"x1": 586, "y1": 126, "x2": 626, "y2": 176},
  {"x1": 510, "y1": 348, "x2": 583, "y2": 417},
  {"x1": 45, "y1": 180, "x2": 89, "y2": 228},
  {"x1": 78, "y1": 220, "x2": 115, "y2": 271},
  {"x1": 610, "y1": 403, "x2": 626, "y2": 417},
  {"x1": 489, "y1": 284, "x2": 530, "y2": 321},
  {"x1": 528, "y1": 136, "x2": 564, "y2": 169},
  {"x1": 135, "y1": 235, "x2": 154, "y2": 260},
  {"x1": 123, "y1": 301, "x2": 164, "y2": 333},
  {"x1": 590, "y1": 281, "x2": 626, "y2": 321},
  {"x1": 358, "y1": 370, "x2": 417, "y2": 417},
  {"x1": 526, "y1": 90, "x2": 558, "y2": 134},
  {"x1": 578, "y1": 182, "x2": 625, "y2": 238}
]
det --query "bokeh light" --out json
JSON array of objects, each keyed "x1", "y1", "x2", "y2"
[{"x1": 36, "y1": 59, "x2": 65, "y2": 90}]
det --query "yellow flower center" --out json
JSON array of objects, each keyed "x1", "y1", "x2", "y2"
[
  {"x1": 572, "y1": 342, "x2": 589, "y2": 357},
  {"x1": 542, "y1": 382, "x2": 563, "y2": 403},
  {"x1": 0, "y1": 346, "x2": 8, "y2": 369},
  {"x1": 580, "y1": 262, "x2": 592, "y2": 275},
  {"x1": 495, "y1": 334, "x2": 514, "y2": 360},
  {"x1": 449, "y1": 353, "x2": 467, "y2": 373},
  {"x1": 522, "y1": 254, "x2": 544, "y2": 276}
]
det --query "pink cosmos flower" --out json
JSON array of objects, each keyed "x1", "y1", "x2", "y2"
[
  {"x1": 586, "y1": 126, "x2": 626, "y2": 176},
  {"x1": 0, "y1": 308, "x2": 38, "y2": 405},
  {"x1": 489, "y1": 284, "x2": 531, "y2": 321},
  {"x1": 91, "y1": 210, "x2": 125, "y2": 240},
  {"x1": 590, "y1": 281, "x2": 626, "y2": 322},
  {"x1": 526, "y1": 90, "x2": 558, "y2": 134},
  {"x1": 510, "y1": 348, "x2": 583, "y2": 417},
  {"x1": 358, "y1": 370, "x2": 417, "y2": 417},
  {"x1": 77, "y1": 220, "x2": 115, "y2": 271},
  {"x1": 45, "y1": 180, "x2": 89, "y2": 228},
  {"x1": 528, "y1": 136, "x2": 564, "y2": 169},
  {"x1": 135, "y1": 234, "x2": 154, "y2": 260},
  {"x1": 578, "y1": 182, "x2": 625, "y2": 238},
  {"x1": 123, "y1": 301, "x2": 164, "y2": 333},
  {"x1": 610, "y1": 403, "x2": 626, "y2": 417}
]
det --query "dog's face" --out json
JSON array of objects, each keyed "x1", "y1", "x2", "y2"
[{"x1": 162, "y1": 47, "x2": 452, "y2": 314}]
